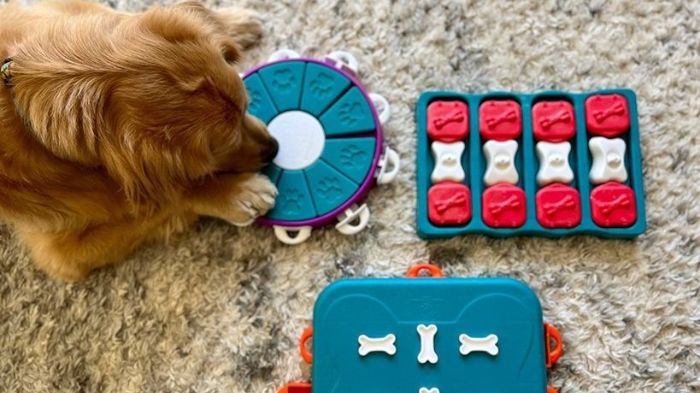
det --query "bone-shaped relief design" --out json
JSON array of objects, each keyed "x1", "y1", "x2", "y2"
[
  {"x1": 539, "y1": 109, "x2": 572, "y2": 129},
  {"x1": 485, "y1": 109, "x2": 518, "y2": 129},
  {"x1": 542, "y1": 195, "x2": 576, "y2": 217},
  {"x1": 458, "y1": 333, "x2": 499, "y2": 356},
  {"x1": 419, "y1": 388, "x2": 440, "y2": 393},
  {"x1": 417, "y1": 324, "x2": 438, "y2": 364},
  {"x1": 483, "y1": 140, "x2": 519, "y2": 186},
  {"x1": 592, "y1": 102, "x2": 626, "y2": 123},
  {"x1": 487, "y1": 195, "x2": 521, "y2": 215},
  {"x1": 536, "y1": 141, "x2": 574, "y2": 186},
  {"x1": 431, "y1": 141, "x2": 465, "y2": 183},
  {"x1": 589, "y1": 137, "x2": 628, "y2": 184},
  {"x1": 433, "y1": 110, "x2": 465, "y2": 130},
  {"x1": 434, "y1": 193, "x2": 468, "y2": 214},
  {"x1": 358, "y1": 334, "x2": 397, "y2": 357},
  {"x1": 596, "y1": 194, "x2": 631, "y2": 215}
]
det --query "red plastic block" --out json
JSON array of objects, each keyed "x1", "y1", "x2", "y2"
[
  {"x1": 532, "y1": 101, "x2": 576, "y2": 142},
  {"x1": 428, "y1": 182, "x2": 472, "y2": 226},
  {"x1": 427, "y1": 100, "x2": 469, "y2": 142},
  {"x1": 536, "y1": 184, "x2": 581, "y2": 228},
  {"x1": 479, "y1": 100, "x2": 522, "y2": 140},
  {"x1": 590, "y1": 182, "x2": 636, "y2": 227},
  {"x1": 482, "y1": 183, "x2": 526, "y2": 228},
  {"x1": 585, "y1": 94, "x2": 630, "y2": 137}
]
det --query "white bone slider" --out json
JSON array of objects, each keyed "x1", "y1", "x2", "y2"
[
  {"x1": 419, "y1": 388, "x2": 440, "y2": 393},
  {"x1": 459, "y1": 333, "x2": 499, "y2": 356},
  {"x1": 589, "y1": 137, "x2": 628, "y2": 184},
  {"x1": 536, "y1": 141, "x2": 574, "y2": 186},
  {"x1": 358, "y1": 334, "x2": 396, "y2": 357},
  {"x1": 431, "y1": 141, "x2": 465, "y2": 183},
  {"x1": 417, "y1": 324, "x2": 438, "y2": 364},
  {"x1": 483, "y1": 140, "x2": 519, "y2": 186}
]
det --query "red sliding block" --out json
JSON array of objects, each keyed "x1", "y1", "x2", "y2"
[
  {"x1": 428, "y1": 182, "x2": 472, "y2": 226},
  {"x1": 532, "y1": 101, "x2": 575, "y2": 142},
  {"x1": 482, "y1": 183, "x2": 526, "y2": 228},
  {"x1": 479, "y1": 99, "x2": 522, "y2": 140},
  {"x1": 585, "y1": 94, "x2": 630, "y2": 137},
  {"x1": 536, "y1": 184, "x2": 581, "y2": 228},
  {"x1": 590, "y1": 182, "x2": 636, "y2": 227},
  {"x1": 427, "y1": 100, "x2": 469, "y2": 142}
]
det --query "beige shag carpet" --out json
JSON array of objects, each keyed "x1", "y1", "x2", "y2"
[{"x1": 1, "y1": 0, "x2": 699, "y2": 392}]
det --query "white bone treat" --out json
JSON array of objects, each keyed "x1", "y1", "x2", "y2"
[
  {"x1": 588, "y1": 137, "x2": 628, "y2": 184},
  {"x1": 358, "y1": 334, "x2": 396, "y2": 357},
  {"x1": 536, "y1": 141, "x2": 574, "y2": 186},
  {"x1": 459, "y1": 333, "x2": 499, "y2": 356},
  {"x1": 483, "y1": 140, "x2": 519, "y2": 186},
  {"x1": 431, "y1": 141, "x2": 465, "y2": 183},
  {"x1": 417, "y1": 324, "x2": 438, "y2": 364},
  {"x1": 419, "y1": 388, "x2": 440, "y2": 393}
]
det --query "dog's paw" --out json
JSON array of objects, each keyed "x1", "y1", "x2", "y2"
[
  {"x1": 227, "y1": 174, "x2": 277, "y2": 226},
  {"x1": 216, "y1": 7, "x2": 264, "y2": 49}
]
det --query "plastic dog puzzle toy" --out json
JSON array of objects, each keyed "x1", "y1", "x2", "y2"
[
  {"x1": 277, "y1": 263, "x2": 564, "y2": 393},
  {"x1": 243, "y1": 50, "x2": 400, "y2": 245},
  {"x1": 416, "y1": 89, "x2": 646, "y2": 239}
]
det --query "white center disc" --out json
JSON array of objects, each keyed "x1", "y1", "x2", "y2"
[{"x1": 268, "y1": 111, "x2": 326, "y2": 170}]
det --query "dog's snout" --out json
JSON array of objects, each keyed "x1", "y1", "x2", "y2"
[{"x1": 264, "y1": 137, "x2": 279, "y2": 162}]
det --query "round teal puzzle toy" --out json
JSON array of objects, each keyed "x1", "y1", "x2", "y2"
[
  {"x1": 243, "y1": 50, "x2": 400, "y2": 245},
  {"x1": 278, "y1": 263, "x2": 564, "y2": 393}
]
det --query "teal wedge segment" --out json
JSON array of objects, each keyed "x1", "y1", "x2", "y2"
[
  {"x1": 262, "y1": 164, "x2": 282, "y2": 184},
  {"x1": 265, "y1": 170, "x2": 317, "y2": 221},
  {"x1": 304, "y1": 160, "x2": 359, "y2": 216},
  {"x1": 320, "y1": 87, "x2": 376, "y2": 136},
  {"x1": 243, "y1": 73, "x2": 277, "y2": 123},
  {"x1": 320, "y1": 137, "x2": 376, "y2": 184},
  {"x1": 258, "y1": 61, "x2": 306, "y2": 111},
  {"x1": 300, "y1": 63, "x2": 352, "y2": 116}
]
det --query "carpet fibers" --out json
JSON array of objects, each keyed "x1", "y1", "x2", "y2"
[{"x1": 1, "y1": 0, "x2": 699, "y2": 392}]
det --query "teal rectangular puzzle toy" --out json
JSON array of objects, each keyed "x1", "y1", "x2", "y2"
[
  {"x1": 416, "y1": 89, "x2": 646, "y2": 239},
  {"x1": 278, "y1": 264, "x2": 563, "y2": 393}
]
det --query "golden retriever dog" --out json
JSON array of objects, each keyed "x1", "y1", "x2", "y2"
[{"x1": 0, "y1": 0, "x2": 279, "y2": 281}]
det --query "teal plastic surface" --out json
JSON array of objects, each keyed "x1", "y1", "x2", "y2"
[
  {"x1": 301, "y1": 63, "x2": 352, "y2": 116},
  {"x1": 312, "y1": 277, "x2": 548, "y2": 393},
  {"x1": 416, "y1": 89, "x2": 646, "y2": 239},
  {"x1": 266, "y1": 170, "x2": 316, "y2": 221},
  {"x1": 305, "y1": 160, "x2": 359, "y2": 216},
  {"x1": 320, "y1": 137, "x2": 376, "y2": 184},
  {"x1": 321, "y1": 87, "x2": 376, "y2": 136},
  {"x1": 244, "y1": 59, "x2": 382, "y2": 226},
  {"x1": 259, "y1": 61, "x2": 306, "y2": 111},
  {"x1": 243, "y1": 74, "x2": 277, "y2": 123}
]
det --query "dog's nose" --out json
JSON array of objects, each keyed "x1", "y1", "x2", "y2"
[{"x1": 265, "y1": 137, "x2": 279, "y2": 162}]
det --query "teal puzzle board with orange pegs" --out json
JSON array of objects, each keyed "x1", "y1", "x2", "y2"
[{"x1": 277, "y1": 263, "x2": 564, "y2": 393}]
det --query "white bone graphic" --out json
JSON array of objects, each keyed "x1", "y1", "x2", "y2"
[
  {"x1": 431, "y1": 141, "x2": 465, "y2": 183},
  {"x1": 417, "y1": 324, "x2": 438, "y2": 364},
  {"x1": 536, "y1": 141, "x2": 574, "y2": 186},
  {"x1": 589, "y1": 137, "x2": 627, "y2": 184},
  {"x1": 483, "y1": 140, "x2": 519, "y2": 186},
  {"x1": 419, "y1": 388, "x2": 440, "y2": 393},
  {"x1": 358, "y1": 334, "x2": 396, "y2": 357},
  {"x1": 459, "y1": 333, "x2": 499, "y2": 356}
]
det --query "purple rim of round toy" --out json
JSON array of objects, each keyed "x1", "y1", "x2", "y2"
[{"x1": 243, "y1": 56, "x2": 385, "y2": 228}]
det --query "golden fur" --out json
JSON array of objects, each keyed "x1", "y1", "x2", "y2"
[{"x1": 0, "y1": 0, "x2": 278, "y2": 281}]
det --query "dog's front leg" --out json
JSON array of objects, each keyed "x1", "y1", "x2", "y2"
[{"x1": 188, "y1": 173, "x2": 277, "y2": 226}]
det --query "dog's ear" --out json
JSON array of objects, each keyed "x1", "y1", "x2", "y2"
[{"x1": 6, "y1": 54, "x2": 104, "y2": 166}]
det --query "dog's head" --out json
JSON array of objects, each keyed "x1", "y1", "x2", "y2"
[{"x1": 8, "y1": 3, "x2": 277, "y2": 204}]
